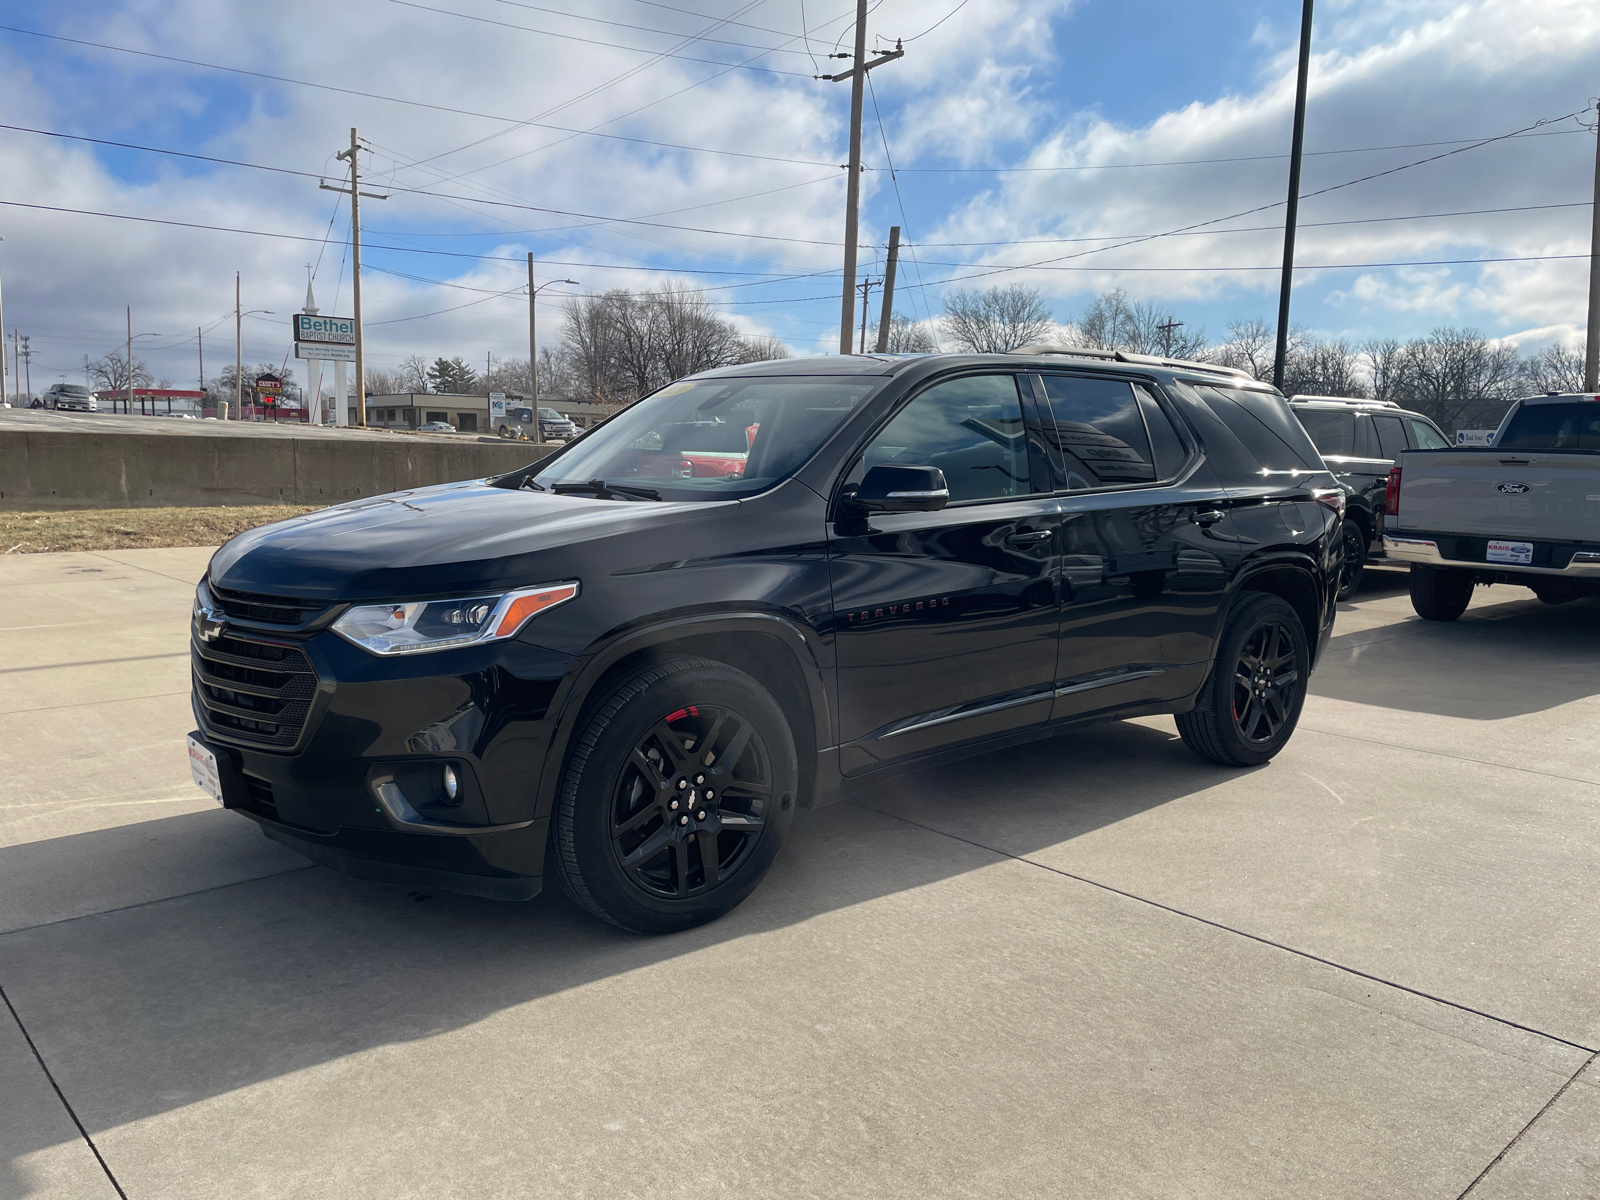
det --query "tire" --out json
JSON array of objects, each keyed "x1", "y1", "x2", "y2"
[
  {"x1": 1335, "y1": 518, "x2": 1367, "y2": 601},
  {"x1": 548, "y1": 658, "x2": 798, "y2": 934},
  {"x1": 1409, "y1": 564, "x2": 1474, "y2": 621},
  {"x1": 1177, "y1": 593, "x2": 1309, "y2": 767}
]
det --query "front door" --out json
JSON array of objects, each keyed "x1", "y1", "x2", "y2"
[
  {"x1": 829, "y1": 372, "x2": 1061, "y2": 774},
  {"x1": 1032, "y1": 373, "x2": 1236, "y2": 718}
]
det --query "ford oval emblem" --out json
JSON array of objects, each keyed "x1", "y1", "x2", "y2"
[{"x1": 1496, "y1": 482, "x2": 1530, "y2": 495}]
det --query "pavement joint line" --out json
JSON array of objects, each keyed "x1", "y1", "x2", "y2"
[
  {"x1": 1453, "y1": 1050, "x2": 1598, "y2": 1198},
  {"x1": 1299, "y1": 724, "x2": 1600, "y2": 789},
  {"x1": 848, "y1": 800, "x2": 1600, "y2": 1056},
  {"x1": 0, "y1": 864, "x2": 316, "y2": 941},
  {"x1": 2, "y1": 690, "x2": 190, "y2": 717},
  {"x1": 0, "y1": 652, "x2": 188, "y2": 675},
  {"x1": 87, "y1": 549, "x2": 205, "y2": 587},
  {"x1": 0, "y1": 981, "x2": 129, "y2": 1199}
]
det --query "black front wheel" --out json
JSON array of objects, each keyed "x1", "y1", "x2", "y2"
[
  {"x1": 549, "y1": 658, "x2": 798, "y2": 934},
  {"x1": 1335, "y1": 518, "x2": 1366, "y2": 601},
  {"x1": 1177, "y1": 593, "x2": 1309, "y2": 767}
]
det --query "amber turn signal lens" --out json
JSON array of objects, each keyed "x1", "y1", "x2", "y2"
[{"x1": 493, "y1": 584, "x2": 580, "y2": 637}]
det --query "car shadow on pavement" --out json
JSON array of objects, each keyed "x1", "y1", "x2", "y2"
[
  {"x1": 1313, "y1": 591, "x2": 1600, "y2": 720},
  {"x1": 0, "y1": 718, "x2": 1220, "y2": 1182}
]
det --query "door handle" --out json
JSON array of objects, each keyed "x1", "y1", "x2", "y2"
[
  {"x1": 1005, "y1": 529, "x2": 1053, "y2": 545},
  {"x1": 1191, "y1": 509, "x2": 1226, "y2": 527}
]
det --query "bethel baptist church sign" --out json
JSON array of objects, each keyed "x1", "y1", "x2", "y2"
[{"x1": 293, "y1": 314, "x2": 356, "y2": 345}]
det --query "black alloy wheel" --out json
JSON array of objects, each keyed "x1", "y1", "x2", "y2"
[
  {"x1": 1176, "y1": 593, "x2": 1309, "y2": 767},
  {"x1": 1230, "y1": 621, "x2": 1300, "y2": 745},
  {"x1": 549, "y1": 658, "x2": 797, "y2": 934},
  {"x1": 1335, "y1": 518, "x2": 1366, "y2": 601},
  {"x1": 610, "y1": 705, "x2": 771, "y2": 900}
]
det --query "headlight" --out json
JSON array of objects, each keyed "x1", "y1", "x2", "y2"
[{"x1": 331, "y1": 582, "x2": 578, "y2": 655}]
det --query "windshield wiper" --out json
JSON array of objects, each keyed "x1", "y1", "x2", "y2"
[{"x1": 550, "y1": 478, "x2": 663, "y2": 501}]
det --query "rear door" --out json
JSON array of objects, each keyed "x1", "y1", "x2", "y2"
[
  {"x1": 1034, "y1": 373, "x2": 1236, "y2": 718},
  {"x1": 828, "y1": 372, "x2": 1062, "y2": 773}
]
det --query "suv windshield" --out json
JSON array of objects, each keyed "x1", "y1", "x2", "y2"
[
  {"x1": 1496, "y1": 402, "x2": 1600, "y2": 450},
  {"x1": 532, "y1": 376, "x2": 877, "y2": 500}
]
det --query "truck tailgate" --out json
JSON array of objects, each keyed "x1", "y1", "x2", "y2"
[{"x1": 1395, "y1": 448, "x2": 1600, "y2": 543}]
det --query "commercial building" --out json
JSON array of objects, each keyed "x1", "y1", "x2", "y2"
[{"x1": 362, "y1": 393, "x2": 621, "y2": 433}]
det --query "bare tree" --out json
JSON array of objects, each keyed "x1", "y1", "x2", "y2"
[
  {"x1": 731, "y1": 334, "x2": 792, "y2": 364},
  {"x1": 87, "y1": 349, "x2": 153, "y2": 394},
  {"x1": 1211, "y1": 319, "x2": 1280, "y2": 382},
  {"x1": 365, "y1": 368, "x2": 402, "y2": 395},
  {"x1": 396, "y1": 354, "x2": 431, "y2": 394},
  {"x1": 941, "y1": 284, "x2": 1055, "y2": 353},
  {"x1": 869, "y1": 314, "x2": 937, "y2": 353},
  {"x1": 1074, "y1": 288, "x2": 1207, "y2": 359},
  {"x1": 538, "y1": 345, "x2": 579, "y2": 398},
  {"x1": 482, "y1": 356, "x2": 534, "y2": 398},
  {"x1": 1523, "y1": 340, "x2": 1587, "y2": 394},
  {"x1": 1399, "y1": 327, "x2": 1522, "y2": 431},
  {"x1": 1359, "y1": 338, "x2": 1407, "y2": 404},
  {"x1": 1283, "y1": 339, "x2": 1367, "y2": 398}
]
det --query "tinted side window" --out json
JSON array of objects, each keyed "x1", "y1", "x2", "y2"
[
  {"x1": 1134, "y1": 384, "x2": 1188, "y2": 479},
  {"x1": 1296, "y1": 410, "x2": 1355, "y2": 457},
  {"x1": 863, "y1": 374, "x2": 1030, "y2": 503},
  {"x1": 1408, "y1": 418, "x2": 1450, "y2": 450},
  {"x1": 1353, "y1": 414, "x2": 1378, "y2": 458},
  {"x1": 1372, "y1": 415, "x2": 1409, "y2": 459},
  {"x1": 1195, "y1": 386, "x2": 1323, "y2": 472},
  {"x1": 1038, "y1": 376, "x2": 1156, "y2": 489}
]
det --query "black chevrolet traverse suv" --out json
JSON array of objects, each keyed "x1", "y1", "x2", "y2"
[{"x1": 188, "y1": 350, "x2": 1342, "y2": 933}]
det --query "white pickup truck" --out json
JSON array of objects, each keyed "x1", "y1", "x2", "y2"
[{"x1": 1384, "y1": 392, "x2": 1600, "y2": 620}]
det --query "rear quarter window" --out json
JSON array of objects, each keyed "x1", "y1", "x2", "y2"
[
  {"x1": 1195, "y1": 386, "x2": 1324, "y2": 472},
  {"x1": 1295, "y1": 409, "x2": 1354, "y2": 457}
]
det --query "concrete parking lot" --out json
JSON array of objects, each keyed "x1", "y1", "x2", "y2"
[{"x1": 1, "y1": 550, "x2": 1596, "y2": 1199}]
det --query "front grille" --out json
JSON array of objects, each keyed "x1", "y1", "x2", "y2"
[
  {"x1": 192, "y1": 631, "x2": 319, "y2": 750},
  {"x1": 208, "y1": 583, "x2": 331, "y2": 627}
]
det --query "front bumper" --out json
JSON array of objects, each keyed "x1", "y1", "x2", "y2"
[{"x1": 1383, "y1": 534, "x2": 1600, "y2": 578}]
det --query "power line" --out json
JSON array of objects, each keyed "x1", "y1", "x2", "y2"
[
  {"x1": 0, "y1": 24, "x2": 841, "y2": 170},
  {"x1": 866, "y1": 71, "x2": 940, "y2": 348},
  {"x1": 899, "y1": 0, "x2": 970, "y2": 42},
  {"x1": 486, "y1": 0, "x2": 815, "y2": 56}
]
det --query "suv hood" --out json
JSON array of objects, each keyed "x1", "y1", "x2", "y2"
[{"x1": 208, "y1": 479, "x2": 719, "y2": 600}]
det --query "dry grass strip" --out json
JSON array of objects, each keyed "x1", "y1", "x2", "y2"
[{"x1": 1, "y1": 506, "x2": 322, "y2": 554}]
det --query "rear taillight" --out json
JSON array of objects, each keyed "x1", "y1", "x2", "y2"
[
  {"x1": 1385, "y1": 467, "x2": 1401, "y2": 514},
  {"x1": 1310, "y1": 487, "x2": 1345, "y2": 518}
]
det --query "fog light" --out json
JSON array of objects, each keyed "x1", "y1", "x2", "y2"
[{"x1": 442, "y1": 765, "x2": 459, "y2": 801}]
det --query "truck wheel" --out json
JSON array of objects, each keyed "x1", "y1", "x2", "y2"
[
  {"x1": 1336, "y1": 519, "x2": 1366, "y2": 601},
  {"x1": 549, "y1": 658, "x2": 798, "y2": 934},
  {"x1": 1176, "y1": 593, "x2": 1308, "y2": 768},
  {"x1": 1409, "y1": 565, "x2": 1474, "y2": 621}
]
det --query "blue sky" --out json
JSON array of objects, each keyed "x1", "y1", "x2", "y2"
[{"x1": 0, "y1": 0, "x2": 1595, "y2": 393}]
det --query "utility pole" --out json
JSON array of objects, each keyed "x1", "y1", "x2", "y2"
[
  {"x1": 234, "y1": 272, "x2": 241, "y2": 421},
  {"x1": 198, "y1": 325, "x2": 204, "y2": 410},
  {"x1": 857, "y1": 278, "x2": 877, "y2": 354},
  {"x1": 819, "y1": 6, "x2": 903, "y2": 355},
  {"x1": 529, "y1": 254, "x2": 538, "y2": 407},
  {"x1": 1272, "y1": 0, "x2": 1314, "y2": 392},
  {"x1": 10, "y1": 331, "x2": 17, "y2": 405},
  {"x1": 1586, "y1": 104, "x2": 1600, "y2": 392},
  {"x1": 874, "y1": 226, "x2": 901, "y2": 353},
  {"x1": 19, "y1": 334, "x2": 31, "y2": 406},
  {"x1": 126, "y1": 305, "x2": 134, "y2": 415},
  {"x1": 1156, "y1": 318, "x2": 1184, "y2": 358},
  {"x1": 322, "y1": 128, "x2": 389, "y2": 428},
  {"x1": 0, "y1": 236, "x2": 7, "y2": 408}
]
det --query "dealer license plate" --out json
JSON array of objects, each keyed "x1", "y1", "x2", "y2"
[
  {"x1": 187, "y1": 735, "x2": 224, "y2": 806},
  {"x1": 1486, "y1": 539, "x2": 1534, "y2": 565}
]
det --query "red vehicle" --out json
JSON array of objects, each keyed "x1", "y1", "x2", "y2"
[{"x1": 661, "y1": 421, "x2": 757, "y2": 478}]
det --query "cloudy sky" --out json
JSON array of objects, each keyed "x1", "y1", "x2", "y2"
[{"x1": 0, "y1": 0, "x2": 1596, "y2": 394}]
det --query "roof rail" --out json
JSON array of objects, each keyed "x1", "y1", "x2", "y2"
[
  {"x1": 1288, "y1": 394, "x2": 1400, "y2": 408},
  {"x1": 1008, "y1": 344, "x2": 1255, "y2": 380}
]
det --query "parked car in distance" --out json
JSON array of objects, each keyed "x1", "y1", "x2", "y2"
[
  {"x1": 537, "y1": 407, "x2": 577, "y2": 442},
  {"x1": 1385, "y1": 391, "x2": 1600, "y2": 619},
  {"x1": 1289, "y1": 395, "x2": 1451, "y2": 598},
  {"x1": 45, "y1": 383, "x2": 96, "y2": 412},
  {"x1": 188, "y1": 349, "x2": 1342, "y2": 934},
  {"x1": 417, "y1": 420, "x2": 457, "y2": 433}
]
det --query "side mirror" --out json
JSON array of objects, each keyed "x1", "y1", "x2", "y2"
[{"x1": 853, "y1": 464, "x2": 949, "y2": 513}]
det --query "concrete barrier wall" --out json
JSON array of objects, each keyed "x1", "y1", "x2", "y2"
[{"x1": 0, "y1": 430, "x2": 559, "y2": 509}]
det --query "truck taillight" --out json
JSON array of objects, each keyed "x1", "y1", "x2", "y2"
[
  {"x1": 1310, "y1": 487, "x2": 1345, "y2": 517},
  {"x1": 1385, "y1": 467, "x2": 1401, "y2": 514}
]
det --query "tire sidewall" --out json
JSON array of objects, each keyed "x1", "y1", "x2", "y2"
[
  {"x1": 558, "y1": 663, "x2": 798, "y2": 933},
  {"x1": 1208, "y1": 594, "x2": 1310, "y2": 765},
  {"x1": 1337, "y1": 519, "x2": 1365, "y2": 600}
]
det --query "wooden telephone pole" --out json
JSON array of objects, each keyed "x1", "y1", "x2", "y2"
[
  {"x1": 321, "y1": 128, "x2": 388, "y2": 427},
  {"x1": 874, "y1": 226, "x2": 901, "y2": 353},
  {"x1": 818, "y1": 2, "x2": 903, "y2": 354}
]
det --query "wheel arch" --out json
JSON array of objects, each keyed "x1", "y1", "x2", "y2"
[
  {"x1": 532, "y1": 613, "x2": 831, "y2": 828},
  {"x1": 1231, "y1": 555, "x2": 1324, "y2": 666}
]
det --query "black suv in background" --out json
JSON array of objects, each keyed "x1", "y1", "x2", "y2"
[
  {"x1": 1290, "y1": 396, "x2": 1450, "y2": 597},
  {"x1": 188, "y1": 350, "x2": 1342, "y2": 933}
]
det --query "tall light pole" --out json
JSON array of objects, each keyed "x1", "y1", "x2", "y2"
[
  {"x1": 1272, "y1": 0, "x2": 1315, "y2": 392},
  {"x1": 0, "y1": 235, "x2": 7, "y2": 408},
  {"x1": 124, "y1": 324, "x2": 162, "y2": 415},
  {"x1": 1585, "y1": 103, "x2": 1600, "y2": 393},
  {"x1": 232, "y1": 307, "x2": 273, "y2": 419},
  {"x1": 527, "y1": 255, "x2": 578, "y2": 406}
]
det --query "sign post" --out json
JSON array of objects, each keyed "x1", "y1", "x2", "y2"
[{"x1": 293, "y1": 311, "x2": 356, "y2": 425}]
